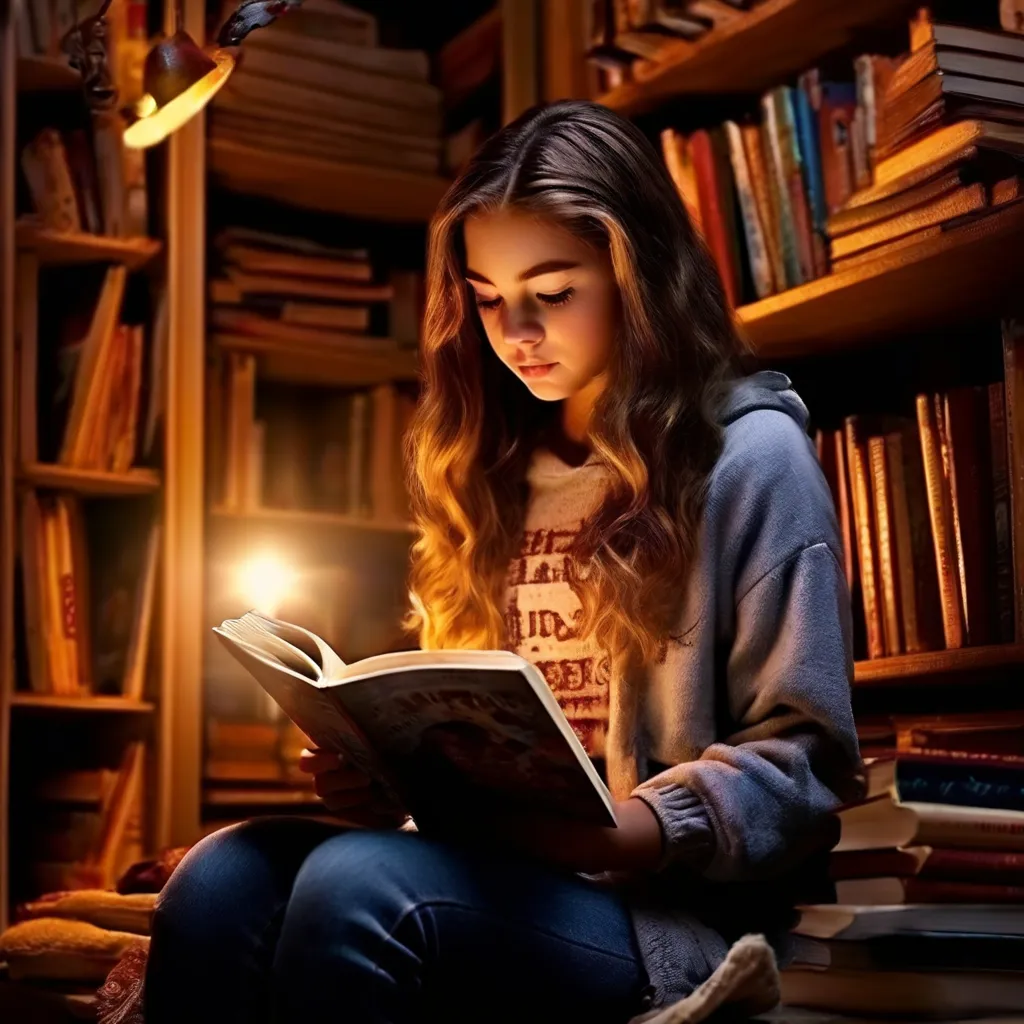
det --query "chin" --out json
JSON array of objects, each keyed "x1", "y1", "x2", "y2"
[{"x1": 522, "y1": 378, "x2": 572, "y2": 402}]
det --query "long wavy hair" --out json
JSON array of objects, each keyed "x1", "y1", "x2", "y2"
[{"x1": 406, "y1": 100, "x2": 748, "y2": 666}]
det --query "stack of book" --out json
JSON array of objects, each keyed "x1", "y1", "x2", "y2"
[
  {"x1": 19, "y1": 493, "x2": 160, "y2": 699},
  {"x1": 208, "y1": 227, "x2": 405, "y2": 344},
  {"x1": 209, "y1": 0, "x2": 442, "y2": 174},
  {"x1": 205, "y1": 717, "x2": 308, "y2": 785},
  {"x1": 584, "y1": 0, "x2": 757, "y2": 94},
  {"x1": 827, "y1": 18, "x2": 1024, "y2": 270},
  {"x1": 210, "y1": 366, "x2": 414, "y2": 523},
  {"x1": 783, "y1": 716, "x2": 1024, "y2": 1017},
  {"x1": 25, "y1": 742, "x2": 145, "y2": 895},
  {"x1": 815, "y1": 383, "x2": 1013, "y2": 660}
]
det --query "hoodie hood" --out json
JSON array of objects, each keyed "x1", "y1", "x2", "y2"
[{"x1": 718, "y1": 370, "x2": 809, "y2": 432}]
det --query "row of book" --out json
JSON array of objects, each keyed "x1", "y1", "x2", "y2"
[
  {"x1": 210, "y1": 357, "x2": 414, "y2": 523},
  {"x1": 584, "y1": 0, "x2": 757, "y2": 94},
  {"x1": 785, "y1": 714, "x2": 1024, "y2": 1017},
  {"x1": 209, "y1": 226, "x2": 421, "y2": 348},
  {"x1": 205, "y1": 717, "x2": 308, "y2": 785},
  {"x1": 23, "y1": 742, "x2": 145, "y2": 896},
  {"x1": 20, "y1": 119, "x2": 146, "y2": 239},
  {"x1": 19, "y1": 493, "x2": 159, "y2": 698},
  {"x1": 817, "y1": 383, "x2": 1012, "y2": 661},
  {"x1": 209, "y1": 0, "x2": 442, "y2": 175}
]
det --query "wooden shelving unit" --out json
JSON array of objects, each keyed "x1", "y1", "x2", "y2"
[
  {"x1": 10, "y1": 694, "x2": 156, "y2": 712},
  {"x1": 17, "y1": 463, "x2": 161, "y2": 496},
  {"x1": 208, "y1": 139, "x2": 450, "y2": 223},
  {"x1": 854, "y1": 644, "x2": 1024, "y2": 687},
  {"x1": 209, "y1": 505, "x2": 414, "y2": 535},
  {"x1": 737, "y1": 202, "x2": 1024, "y2": 356},
  {"x1": 15, "y1": 54, "x2": 79, "y2": 93},
  {"x1": 15, "y1": 224, "x2": 162, "y2": 269},
  {"x1": 598, "y1": 0, "x2": 916, "y2": 116},
  {"x1": 203, "y1": 786, "x2": 319, "y2": 807},
  {"x1": 214, "y1": 333, "x2": 419, "y2": 387}
]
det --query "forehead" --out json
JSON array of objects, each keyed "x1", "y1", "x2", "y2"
[{"x1": 463, "y1": 208, "x2": 596, "y2": 274}]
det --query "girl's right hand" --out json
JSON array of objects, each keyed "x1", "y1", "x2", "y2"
[{"x1": 298, "y1": 748, "x2": 406, "y2": 829}]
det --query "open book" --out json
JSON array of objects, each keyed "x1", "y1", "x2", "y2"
[{"x1": 214, "y1": 612, "x2": 616, "y2": 830}]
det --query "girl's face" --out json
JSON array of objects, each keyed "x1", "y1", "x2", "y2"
[{"x1": 463, "y1": 208, "x2": 619, "y2": 403}]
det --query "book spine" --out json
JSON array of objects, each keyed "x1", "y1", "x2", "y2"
[
  {"x1": 989, "y1": 381, "x2": 1016, "y2": 643},
  {"x1": 944, "y1": 388, "x2": 997, "y2": 646},
  {"x1": 834, "y1": 429, "x2": 857, "y2": 589},
  {"x1": 777, "y1": 87, "x2": 817, "y2": 283},
  {"x1": 689, "y1": 129, "x2": 739, "y2": 308},
  {"x1": 916, "y1": 394, "x2": 964, "y2": 648},
  {"x1": 921, "y1": 847, "x2": 1024, "y2": 884},
  {"x1": 868, "y1": 436, "x2": 902, "y2": 655},
  {"x1": 818, "y1": 88, "x2": 856, "y2": 214},
  {"x1": 724, "y1": 121, "x2": 774, "y2": 300},
  {"x1": 21, "y1": 129, "x2": 81, "y2": 233},
  {"x1": 20, "y1": 493, "x2": 52, "y2": 694},
  {"x1": 744, "y1": 122, "x2": 787, "y2": 293},
  {"x1": 660, "y1": 129, "x2": 704, "y2": 235},
  {"x1": 896, "y1": 758, "x2": 1024, "y2": 814},
  {"x1": 845, "y1": 418, "x2": 885, "y2": 659},
  {"x1": 910, "y1": 801, "x2": 1024, "y2": 850},
  {"x1": 793, "y1": 82, "x2": 829, "y2": 277},
  {"x1": 761, "y1": 91, "x2": 802, "y2": 288},
  {"x1": 885, "y1": 431, "x2": 921, "y2": 653},
  {"x1": 903, "y1": 878, "x2": 1024, "y2": 903}
]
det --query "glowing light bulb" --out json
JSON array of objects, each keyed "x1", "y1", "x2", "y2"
[{"x1": 237, "y1": 553, "x2": 295, "y2": 615}]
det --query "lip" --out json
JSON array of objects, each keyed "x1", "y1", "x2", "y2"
[{"x1": 518, "y1": 362, "x2": 557, "y2": 379}]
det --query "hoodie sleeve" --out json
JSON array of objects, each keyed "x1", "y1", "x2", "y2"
[{"x1": 631, "y1": 408, "x2": 862, "y2": 881}]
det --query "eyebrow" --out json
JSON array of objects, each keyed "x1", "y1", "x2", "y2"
[{"x1": 465, "y1": 259, "x2": 580, "y2": 285}]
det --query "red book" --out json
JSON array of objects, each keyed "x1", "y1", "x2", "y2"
[
  {"x1": 922, "y1": 847, "x2": 1024, "y2": 885},
  {"x1": 689, "y1": 129, "x2": 740, "y2": 309}
]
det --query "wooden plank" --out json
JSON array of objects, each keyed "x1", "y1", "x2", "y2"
[
  {"x1": 854, "y1": 643, "x2": 1024, "y2": 687},
  {"x1": 18, "y1": 463, "x2": 161, "y2": 496},
  {"x1": 599, "y1": 0, "x2": 916, "y2": 115},
  {"x1": 214, "y1": 334, "x2": 419, "y2": 388},
  {"x1": 15, "y1": 224, "x2": 162, "y2": 269},
  {"x1": 739, "y1": 202, "x2": 1024, "y2": 356},
  {"x1": 159, "y1": 0, "x2": 206, "y2": 853},
  {"x1": 10, "y1": 693, "x2": 156, "y2": 712},
  {"x1": 0, "y1": 0, "x2": 15, "y2": 934},
  {"x1": 208, "y1": 139, "x2": 449, "y2": 224},
  {"x1": 209, "y1": 505, "x2": 414, "y2": 536},
  {"x1": 502, "y1": 0, "x2": 540, "y2": 123},
  {"x1": 203, "y1": 786, "x2": 319, "y2": 807},
  {"x1": 17, "y1": 252, "x2": 37, "y2": 464},
  {"x1": 542, "y1": 0, "x2": 590, "y2": 102}
]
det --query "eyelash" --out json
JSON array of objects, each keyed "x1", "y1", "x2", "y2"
[{"x1": 474, "y1": 287, "x2": 575, "y2": 311}]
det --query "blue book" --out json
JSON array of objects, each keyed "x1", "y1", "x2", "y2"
[{"x1": 793, "y1": 86, "x2": 827, "y2": 239}]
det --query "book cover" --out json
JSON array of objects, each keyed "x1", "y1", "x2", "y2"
[
  {"x1": 792, "y1": 80, "x2": 829, "y2": 275},
  {"x1": 775, "y1": 87, "x2": 818, "y2": 282},
  {"x1": 868, "y1": 436, "x2": 902, "y2": 656},
  {"x1": 761, "y1": 91, "x2": 802, "y2": 289},
  {"x1": 688, "y1": 129, "x2": 739, "y2": 308},
  {"x1": 818, "y1": 82, "x2": 857, "y2": 215},
  {"x1": 660, "y1": 128, "x2": 704, "y2": 235},
  {"x1": 741, "y1": 123, "x2": 786, "y2": 295},
  {"x1": 213, "y1": 612, "x2": 616, "y2": 832}
]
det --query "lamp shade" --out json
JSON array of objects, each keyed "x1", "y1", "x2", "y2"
[{"x1": 124, "y1": 31, "x2": 234, "y2": 149}]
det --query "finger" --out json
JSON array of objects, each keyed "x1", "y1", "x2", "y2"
[{"x1": 299, "y1": 749, "x2": 343, "y2": 775}]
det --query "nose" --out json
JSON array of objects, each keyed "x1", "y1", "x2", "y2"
[{"x1": 502, "y1": 302, "x2": 544, "y2": 348}]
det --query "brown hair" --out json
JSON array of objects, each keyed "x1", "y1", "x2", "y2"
[{"x1": 406, "y1": 100, "x2": 747, "y2": 664}]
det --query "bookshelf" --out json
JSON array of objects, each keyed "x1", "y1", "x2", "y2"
[
  {"x1": 209, "y1": 505, "x2": 414, "y2": 535},
  {"x1": 0, "y1": 0, "x2": 204, "y2": 930},
  {"x1": 15, "y1": 224, "x2": 163, "y2": 269},
  {"x1": 598, "y1": 0, "x2": 917, "y2": 115},
  {"x1": 208, "y1": 139, "x2": 451, "y2": 223},
  {"x1": 854, "y1": 643, "x2": 1024, "y2": 687}
]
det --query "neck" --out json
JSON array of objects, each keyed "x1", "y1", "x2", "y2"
[{"x1": 561, "y1": 374, "x2": 606, "y2": 446}]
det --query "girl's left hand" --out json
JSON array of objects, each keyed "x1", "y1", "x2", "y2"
[{"x1": 485, "y1": 797, "x2": 663, "y2": 874}]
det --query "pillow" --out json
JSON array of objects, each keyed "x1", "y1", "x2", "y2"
[{"x1": 17, "y1": 890, "x2": 157, "y2": 935}]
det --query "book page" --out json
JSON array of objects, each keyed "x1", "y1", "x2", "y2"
[
  {"x1": 332, "y1": 664, "x2": 615, "y2": 829},
  {"x1": 247, "y1": 611, "x2": 347, "y2": 680},
  {"x1": 217, "y1": 615, "x2": 322, "y2": 680}
]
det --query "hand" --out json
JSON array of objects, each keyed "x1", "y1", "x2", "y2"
[
  {"x1": 485, "y1": 798, "x2": 664, "y2": 874},
  {"x1": 298, "y1": 749, "x2": 406, "y2": 829}
]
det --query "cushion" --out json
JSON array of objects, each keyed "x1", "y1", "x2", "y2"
[{"x1": 18, "y1": 890, "x2": 157, "y2": 936}]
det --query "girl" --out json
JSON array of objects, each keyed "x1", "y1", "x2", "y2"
[{"x1": 146, "y1": 100, "x2": 860, "y2": 1024}]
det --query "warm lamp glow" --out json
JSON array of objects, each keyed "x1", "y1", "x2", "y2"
[
  {"x1": 123, "y1": 47, "x2": 234, "y2": 149},
  {"x1": 237, "y1": 554, "x2": 296, "y2": 615}
]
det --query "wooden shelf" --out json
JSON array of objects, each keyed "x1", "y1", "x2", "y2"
[
  {"x1": 209, "y1": 138, "x2": 450, "y2": 223},
  {"x1": 16, "y1": 54, "x2": 80, "y2": 92},
  {"x1": 203, "y1": 786, "x2": 319, "y2": 807},
  {"x1": 209, "y1": 504, "x2": 414, "y2": 536},
  {"x1": 854, "y1": 643, "x2": 1024, "y2": 687},
  {"x1": 214, "y1": 333, "x2": 419, "y2": 387},
  {"x1": 10, "y1": 693, "x2": 156, "y2": 712},
  {"x1": 737, "y1": 201, "x2": 1024, "y2": 357},
  {"x1": 598, "y1": 0, "x2": 915, "y2": 116},
  {"x1": 18, "y1": 463, "x2": 161, "y2": 496},
  {"x1": 15, "y1": 224, "x2": 162, "y2": 269}
]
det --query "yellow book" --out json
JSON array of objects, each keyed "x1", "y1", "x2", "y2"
[{"x1": 42, "y1": 503, "x2": 71, "y2": 694}]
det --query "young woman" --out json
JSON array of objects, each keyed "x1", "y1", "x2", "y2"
[{"x1": 145, "y1": 100, "x2": 861, "y2": 1024}]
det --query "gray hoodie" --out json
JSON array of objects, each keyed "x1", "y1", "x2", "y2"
[{"x1": 616, "y1": 371, "x2": 862, "y2": 1014}]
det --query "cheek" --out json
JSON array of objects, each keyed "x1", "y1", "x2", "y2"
[{"x1": 559, "y1": 292, "x2": 616, "y2": 368}]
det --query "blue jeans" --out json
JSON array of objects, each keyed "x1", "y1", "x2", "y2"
[{"x1": 145, "y1": 817, "x2": 650, "y2": 1024}]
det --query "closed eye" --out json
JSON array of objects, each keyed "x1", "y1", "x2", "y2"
[
  {"x1": 538, "y1": 287, "x2": 574, "y2": 307},
  {"x1": 474, "y1": 295, "x2": 502, "y2": 310}
]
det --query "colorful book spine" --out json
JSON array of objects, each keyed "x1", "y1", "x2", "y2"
[
  {"x1": 761, "y1": 91, "x2": 802, "y2": 289},
  {"x1": 724, "y1": 121, "x2": 774, "y2": 300},
  {"x1": 689, "y1": 129, "x2": 740, "y2": 309}
]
